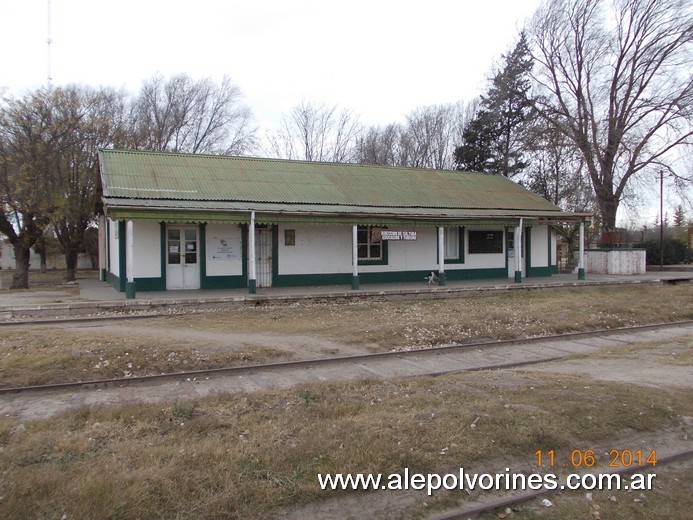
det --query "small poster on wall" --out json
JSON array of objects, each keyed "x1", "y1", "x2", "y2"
[{"x1": 208, "y1": 236, "x2": 239, "y2": 260}]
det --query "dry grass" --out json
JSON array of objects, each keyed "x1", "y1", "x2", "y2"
[
  {"x1": 0, "y1": 328, "x2": 286, "y2": 387},
  {"x1": 1, "y1": 369, "x2": 690, "y2": 519},
  {"x1": 0, "y1": 284, "x2": 690, "y2": 388},
  {"x1": 171, "y1": 284, "x2": 693, "y2": 349}
]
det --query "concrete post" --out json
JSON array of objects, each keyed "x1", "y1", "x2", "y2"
[
  {"x1": 514, "y1": 218, "x2": 523, "y2": 283},
  {"x1": 351, "y1": 225, "x2": 360, "y2": 290},
  {"x1": 125, "y1": 220, "x2": 136, "y2": 299},
  {"x1": 578, "y1": 220, "x2": 586, "y2": 280},
  {"x1": 437, "y1": 226, "x2": 446, "y2": 286},
  {"x1": 98, "y1": 215, "x2": 106, "y2": 282}
]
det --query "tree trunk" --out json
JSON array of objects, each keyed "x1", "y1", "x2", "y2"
[
  {"x1": 11, "y1": 245, "x2": 31, "y2": 289},
  {"x1": 64, "y1": 248, "x2": 79, "y2": 282},
  {"x1": 601, "y1": 197, "x2": 619, "y2": 233}
]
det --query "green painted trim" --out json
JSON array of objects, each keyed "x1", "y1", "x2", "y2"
[
  {"x1": 133, "y1": 277, "x2": 166, "y2": 291},
  {"x1": 515, "y1": 271, "x2": 522, "y2": 283},
  {"x1": 248, "y1": 278, "x2": 257, "y2": 293},
  {"x1": 160, "y1": 222, "x2": 167, "y2": 289},
  {"x1": 118, "y1": 221, "x2": 126, "y2": 292},
  {"x1": 525, "y1": 227, "x2": 532, "y2": 278},
  {"x1": 444, "y1": 267, "x2": 507, "y2": 281},
  {"x1": 527, "y1": 266, "x2": 555, "y2": 277},
  {"x1": 273, "y1": 269, "x2": 504, "y2": 287},
  {"x1": 199, "y1": 223, "x2": 207, "y2": 282},
  {"x1": 202, "y1": 275, "x2": 247, "y2": 290},
  {"x1": 274, "y1": 272, "x2": 353, "y2": 287},
  {"x1": 125, "y1": 281, "x2": 136, "y2": 299},
  {"x1": 272, "y1": 224, "x2": 279, "y2": 284},
  {"x1": 578, "y1": 268, "x2": 586, "y2": 280},
  {"x1": 438, "y1": 272, "x2": 447, "y2": 286},
  {"x1": 505, "y1": 227, "x2": 510, "y2": 273},
  {"x1": 351, "y1": 275, "x2": 360, "y2": 290},
  {"x1": 106, "y1": 271, "x2": 121, "y2": 291}
]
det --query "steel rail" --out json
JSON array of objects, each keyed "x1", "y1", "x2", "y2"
[
  {"x1": 0, "y1": 320, "x2": 690, "y2": 396},
  {"x1": 432, "y1": 448, "x2": 693, "y2": 520}
]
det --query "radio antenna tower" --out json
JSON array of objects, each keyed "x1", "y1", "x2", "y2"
[{"x1": 47, "y1": 0, "x2": 53, "y2": 85}]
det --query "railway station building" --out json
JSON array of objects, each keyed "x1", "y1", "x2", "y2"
[{"x1": 97, "y1": 149, "x2": 590, "y2": 296}]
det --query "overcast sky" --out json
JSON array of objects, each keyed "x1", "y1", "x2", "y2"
[{"x1": 1, "y1": 0, "x2": 542, "y2": 129}]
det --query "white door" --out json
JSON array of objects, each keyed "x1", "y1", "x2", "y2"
[
  {"x1": 255, "y1": 228, "x2": 273, "y2": 287},
  {"x1": 507, "y1": 229, "x2": 526, "y2": 278},
  {"x1": 167, "y1": 226, "x2": 200, "y2": 289}
]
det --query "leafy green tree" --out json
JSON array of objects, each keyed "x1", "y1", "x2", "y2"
[
  {"x1": 455, "y1": 32, "x2": 535, "y2": 177},
  {"x1": 673, "y1": 205, "x2": 686, "y2": 228}
]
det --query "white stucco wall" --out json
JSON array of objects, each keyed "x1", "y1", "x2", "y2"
[
  {"x1": 278, "y1": 225, "x2": 352, "y2": 274},
  {"x1": 530, "y1": 226, "x2": 549, "y2": 268},
  {"x1": 585, "y1": 249, "x2": 646, "y2": 275},
  {"x1": 132, "y1": 221, "x2": 161, "y2": 278},
  {"x1": 206, "y1": 224, "x2": 243, "y2": 276},
  {"x1": 277, "y1": 225, "x2": 516, "y2": 275}
]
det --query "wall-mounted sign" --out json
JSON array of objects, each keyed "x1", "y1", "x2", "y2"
[
  {"x1": 381, "y1": 230, "x2": 417, "y2": 241},
  {"x1": 208, "y1": 236, "x2": 239, "y2": 260}
]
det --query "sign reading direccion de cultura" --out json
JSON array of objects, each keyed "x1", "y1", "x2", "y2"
[{"x1": 381, "y1": 231, "x2": 417, "y2": 241}]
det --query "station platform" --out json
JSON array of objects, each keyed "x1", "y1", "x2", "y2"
[{"x1": 1, "y1": 269, "x2": 691, "y2": 316}]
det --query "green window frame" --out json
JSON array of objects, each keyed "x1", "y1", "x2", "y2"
[{"x1": 357, "y1": 226, "x2": 388, "y2": 265}]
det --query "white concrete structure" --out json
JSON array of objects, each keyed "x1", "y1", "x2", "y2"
[
  {"x1": 584, "y1": 249, "x2": 647, "y2": 275},
  {"x1": 98, "y1": 150, "x2": 589, "y2": 295}
]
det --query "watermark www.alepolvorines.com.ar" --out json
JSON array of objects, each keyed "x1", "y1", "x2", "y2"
[{"x1": 318, "y1": 468, "x2": 657, "y2": 496}]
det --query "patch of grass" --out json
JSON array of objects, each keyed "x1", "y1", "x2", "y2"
[
  {"x1": 0, "y1": 370, "x2": 690, "y2": 519},
  {"x1": 1, "y1": 284, "x2": 690, "y2": 387},
  {"x1": 0, "y1": 328, "x2": 286, "y2": 388},
  {"x1": 171, "y1": 284, "x2": 693, "y2": 349}
]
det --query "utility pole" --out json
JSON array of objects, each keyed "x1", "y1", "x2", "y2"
[
  {"x1": 47, "y1": 0, "x2": 52, "y2": 85},
  {"x1": 659, "y1": 169, "x2": 664, "y2": 269}
]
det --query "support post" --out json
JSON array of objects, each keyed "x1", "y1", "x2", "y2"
[
  {"x1": 125, "y1": 220, "x2": 136, "y2": 299},
  {"x1": 437, "y1": 226, "x2": 446, "y2": 286},
  {"x1": 578, "y1": 220, "x2": 586, "y2": 280},
  {"x1": 98, "y1": 214, "x2": 106, "y2": 282},
  {"x1": 248, "y1": 211, "x2": 257, "y2": 293},
  {"x1": 351, "y1": 225, "x2": 360, "y2": 290},
  {"x1": 514, "y1": 218, "x2": 523, "y2": 283}
]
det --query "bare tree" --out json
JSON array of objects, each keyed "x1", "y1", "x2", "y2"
[
  {"x1": 356, "y1": 102, "x2": 475, "y2": 169},
  {"x1": 268, "y1": 101, "x2": 361, "y2": 162},
  {"x1": 527, "y1": 0, "x2": 693, "y2": 231},
  {"x1": 0, "y1": 89, "x2": 64, "y2": 288},
  {"x1": 403, "y1": 104, "x2": 463, "y2": 169},
  {"x1": 132, "y1": 74, "x2": 257, "y2": 155}
]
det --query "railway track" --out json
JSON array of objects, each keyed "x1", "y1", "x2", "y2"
[
  {"x1": 1, "y1": 320, "x2": 691, "y2": 397},
  {"x1": 432, "y1": 448, "x2": 693, "y2": 520}
]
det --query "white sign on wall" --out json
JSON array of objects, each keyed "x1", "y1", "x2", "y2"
[
  {"x1": 207, "y1": 236, "x2": 239, "y2": 260},
  {"x1": 381, "y1": 230, "x2": 417, "y2": 241}
]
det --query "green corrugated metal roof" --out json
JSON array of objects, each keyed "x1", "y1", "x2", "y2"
[{"x1": 99, "y1": 149, "x2": 587, "y2": 221}]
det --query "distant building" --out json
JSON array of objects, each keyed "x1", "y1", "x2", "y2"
[{"x1": 98, "y1": 149, "x2": 590, "y2": 294}]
